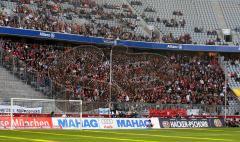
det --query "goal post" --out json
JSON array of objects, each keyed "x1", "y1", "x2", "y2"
[{"x1": 9, "y1": 98, "x2": 82, "y2": 130}]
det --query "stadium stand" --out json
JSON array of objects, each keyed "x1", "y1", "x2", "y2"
[
  {"x1": 0, "y1": 0, "x2": 239, "y2": 45},
  {"x1": 0, "y1": 66, "x2": 45, "y2": 99},
  {"x1": 112, "y1": 47, "x2": 225, "y2": 105},
  {"x1": 1, "y1": 37, "x2": 239, "y2": 116},
  {"x1": 219, "y1": 0, "x2": 240, "y2": 30},
  {"x1": 221, "y1": 54, "x2": 240, "y2": 100},
  {"x1": 219, "y1": 54, "x2": 240, "y2": 115},
  {"x1": 0, "y1": 0, "x2": 153, "y2": 41},
  {"x1": 221, "y1": 55, "x2": 240, "y2": 88},
  {"x1": 0, "y1": 39, "x2": 225, "y2": 104},
  {"x1": 128, "y1": 0, "x2": 218, "y2": 44},
  {"x1": 0, "y1": 0, "x2": 240, "y2": 117}
]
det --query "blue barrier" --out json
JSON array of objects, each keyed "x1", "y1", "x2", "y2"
[
  {"x1": 0, "y1": 26, "x2": 240, "y2": 52},
  {"x1": 0, "y1": 26, "x2": 105, "y2": 44},
  {"x1": 117, "y1": 40, "x2": 240, "y2": 52}
]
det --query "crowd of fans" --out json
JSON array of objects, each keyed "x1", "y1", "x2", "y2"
[
  {"x1": 0, "y1": 0, "x2": 154, "y2": 41},
  {"x1": 0, "y1": 0, "x2": 224, "y2": 45},
  {"x1": 113, "y1": 47, "x2": 225, "y2": 106},
  {"x1": 1, "y1": 38, "x2": 116, "y2": 102},
  {"x1": 162, "y1": 33, "x2": 192, "y2": 44},
  {"x1": 194, "y1": 27, "x2": 204, "y2": 33},
  {"x1": 0, "y1": 0, "x2": 239, "y2": 118},
  {"x1": 207, "y1": 30, "x2": 218, "y2": 36},
  {"x1": 0, "y1": 38, "x2": 227, "y2": 107},
  {"x1": 193, "y1": 27, "x2": 220, "y2": 45},
  {"x1": 141, "y1": 8, "x2": 194, "y2": 44},
  {"x1": 143, "y1": 11, "x2": 186, "y2": 28},
  {"x1": 162, "y1": 18, "x2": 186, "y2": 28},
  {"x1": 130, "y1": 1, "x2": 142, "y2": 6},
  {"x1": 144, "y1": 7, "x2": 155, "y2": 13},
  {"x1": 173, "y1": 11, "x2": 183, "y2": 16}
]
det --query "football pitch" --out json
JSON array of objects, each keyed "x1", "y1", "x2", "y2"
[{"x1": 0, "y1": 128, "x2": 239, "y2": 142}]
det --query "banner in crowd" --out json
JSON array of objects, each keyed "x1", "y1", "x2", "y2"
[
  {"x1": 158, "y1": 118, "x2": 225, "y2": 128},
  {"x1": 0, "y1": 105, "x2": 42, "y2": 114},
  {"x1": 1, "y1": 26, "x2": 240, "y2": 52},
  {"x1": 187, "y1": 109, "x2": 200, "y2": 115},
  {"x1": 0, "y1": 117, "x2": 52, "y2": 129},
  {"x1": 98, "y1": 108, "x2": 110, "y2": 115}
]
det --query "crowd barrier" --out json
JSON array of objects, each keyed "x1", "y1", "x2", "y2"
[
  {"x1": 0, "y1": 116, "x2": 226, "y2": 129},
  {"x1": 1, "y1": 26, "x2": 240, "y2": 52}
]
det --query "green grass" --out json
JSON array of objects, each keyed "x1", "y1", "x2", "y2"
[{"x1": 0, "y1": 128, "x2": 239, "y2": 142}]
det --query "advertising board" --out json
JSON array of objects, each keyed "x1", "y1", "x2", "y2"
[
  {"x1": 52, "y1": 118, "x2": 100, "y2": 129},
  {"x1": 52, "y1": 118, "x2": 160, "y2": 129},
  {"x1": 0, "y1": 116, "x2": 225, "y2": 129},
  {"x1": 0, "y1": 117, "x2": 52, "y2": 129},
  {"x1": 158, "y1": 118, "x2": 225, "y2": 128},
  {"x1": 0, "y1": 105, "x2": 42, "y2": 114}
]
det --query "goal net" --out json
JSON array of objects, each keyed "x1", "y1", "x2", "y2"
[{"x1": 5, "y1": 98, "x2": 82, "y2": 130}]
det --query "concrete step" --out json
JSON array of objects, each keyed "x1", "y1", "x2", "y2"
[
  {"x1": 211, "y1": 0, "x2": 228, "y2": 29},
  {"x1": 0, "y1": 66, "x2": 46, "y2": 99}
]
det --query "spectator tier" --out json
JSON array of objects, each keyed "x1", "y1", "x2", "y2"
[{"x1": 0, "y1": 39, "x2": 227, "y2": 106}]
